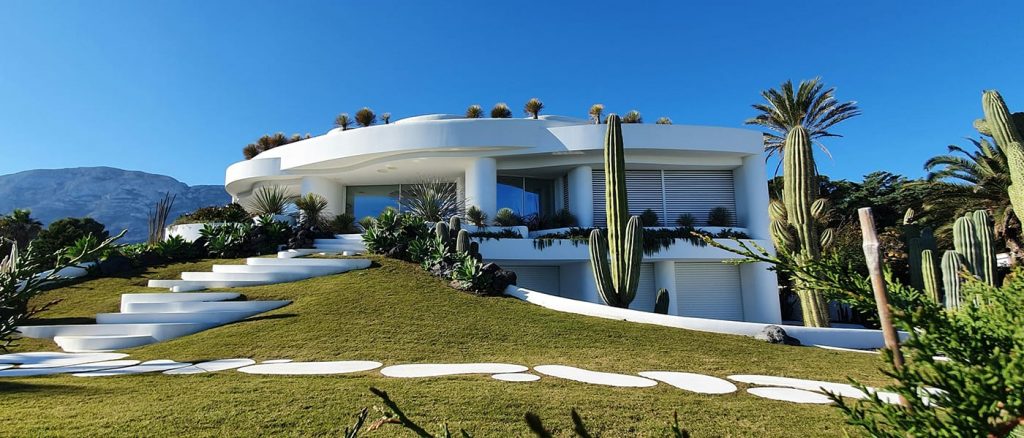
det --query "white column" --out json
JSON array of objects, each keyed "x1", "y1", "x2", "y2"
[
  {"x1": 568, "y1": 165, "x2": 593, "y2": 227},
  {"x1": 654, "y1": 261, "x2": 678, "y2": 315},
  {"x1": 464, "y1": 158, "x2": 497, "y2": 217},
  {"x1": 300, "y1": 176, "x2": 346, "y2": 216},
  {"x1": 740, "y1": 262, "x2": 782, "y2": 324},
  {"x1": 733, "y1": 154, "x2": 770, "y2": 240},
  {"x1": 553, "y1": 177, "x2": 565, "y2": 211}
]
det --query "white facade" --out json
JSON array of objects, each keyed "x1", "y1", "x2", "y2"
[{"x1": 225, "y1": 114, "x2": 781, "y2": 323}]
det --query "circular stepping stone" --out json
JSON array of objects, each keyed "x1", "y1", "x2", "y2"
[
  {"x1": 492, "y1": 373, "x2": 540, "y2": 382},
  {"x1": 164, "y1": 359, "x2": 256, "y2": 375},
  {"x1": 747, "y1": 387, "x2": 833, "y2": 404},
  {"x1": 638, "y1": 371, "x2": 737, "y2": 394},
  {"x1": 260, "y1": 359, "x2": 292, "y2": 364},
  {"x1": 0, "y1": 360, "x2": 140, "y2": 377},
  {"x1": 380, "y1": 363, "x2": 527, "y2": 378},
  {"x1": 0, "y1": 352, "x2": 128, "y2": 368},
  {"x1": 533, "y1": 365, "x2": 657, "y2": 388},
  {"x1": 74, "y1": 360, "x2": 191, "y2": 377},
  {"x1": 237, "y1": 361, "x2": 381, "y2": 375},
  {"x1": 729, "y1": 374, "x2": 869, "y2": 399}
]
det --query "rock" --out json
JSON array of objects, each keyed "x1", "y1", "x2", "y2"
[
  {"x1": 98, "y1": 255, "x2": 133, "y2": 275},
  {"x1": 492, "y1": 269, "x2": 517, "y2": 293},
  {"x1": 755, "y1": 325, "x2": 801, "y2": 346}
]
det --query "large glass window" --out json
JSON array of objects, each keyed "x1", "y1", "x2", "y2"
[
  {"x1": 497, "y1": 176, "x2": 554, "y2": 217},
  {"x1": 346, "y1": 185, "x2": 400, "y2": 219}
]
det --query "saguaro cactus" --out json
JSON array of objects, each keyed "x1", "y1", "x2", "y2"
[
  {"x1": 768, "y1": 126, "x2": 832, "y2": 327},
  {"x1": 921, "y1": 249, "x2": 940, "y2": 304},
  {"x1": 953, "y1": 215, "x2": 981, "y2": 278},
  {"x1": 976, "y1": 91, "x2": 1024, "y2": 217},
  {"x1": 654, "y1": 288, "x2": 670, "y2": 314},
  {"x1": 941, "y1": 250, "x2": 965, "y2": 309},
  {"x1": 971, "y1": 210, "x2": 997, "y2": 285},
  {"x1": 589, "y1": 114, "x2": 645, "y2": 308}
]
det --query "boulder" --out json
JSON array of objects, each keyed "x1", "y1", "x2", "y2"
[
  {"x1": 98, "y1": 255, "x2": 133, "y2": 275},
  {"x1": 492, "y1": 269, "x2": 518, "y2": 294},
  {"x1": 755, "y1": 325, "x2": 801, "y2": 346}
]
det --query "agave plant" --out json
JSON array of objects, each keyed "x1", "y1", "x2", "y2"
[
  {"x1": 622, "y1": 110, "x2": 643, "y2": 124},
  {"x1": 247, "y1": 186, "x2": 293, "y2": 217},
  {"x1": 355, "y1": 107, "x2": 376, "y2": 127},
  {"x1": 524, "y1": 98, "x2": 544, "y2": 119},
  {"x1": 491, "y1": 103, "x2": 512, "y2": 118},
  {"x1": 335, "y1": 113, "x2": 352, "y2": 130},
  {"x1": 294, "y1": 193, "x2": 330, "y2": 228},
  {"x1": 589, "y1": 104, "x2": 604, "y2": 124},
  {"x1": 656, "y1": 117, "x2": 673, "y2": 125},
  {"x1": 400, "y1": 178, "x2": 462, "y2": 222},
  {"x1": 465, "y1": 105, "x2": 483, "y2": 118}
]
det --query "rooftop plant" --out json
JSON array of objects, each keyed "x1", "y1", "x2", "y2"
[
  {"x1": 524, "y1": 98, "x2": 544, "y2": 119},
  {"x1": 242, "y1": 132, "x2": 308, "y2": 160},
  {"x1": 589, "y1": 104, "x2": 604, "y2": 124},
  {"x1": 334, "y1": 113, "x2": 352, "y2": 130},
  {"x1": 355, "y1": 107, "x2": 376, "y2": 127},
  {"x1": 380, "y1": 112, "x2": 391, "y2": 124},
  {"x1": 656, "y1": 117, "x2": 673, "y2": 125},
  {"x1": 491, "y1": 103, "x2": 512, "y2": 118},
  {"x1": 465, "y1": 104, "x2": 483, "y2": 118},
  {"x1": 621, "y1": 110, "x2": 643, "y2": 124}
]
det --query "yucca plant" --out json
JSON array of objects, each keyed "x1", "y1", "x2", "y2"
[
  {"x1": 466, "y1": 105, "x2": 483, "y2": 118},
  {"x1": 399, "y1": 179, "x2": 462, "y2": 222},
  {"x1": 491, "y1": 103, "x2": 512, "y2": 118},
  {"x1": 622, "y1": 110, "x2": 643, "y2": 124},
  {"x1": 465, "y1": 205, "x2": 488, "y2": 227},
  {"x1": 355, "y1": 107, "x2": 376, "y2": 127},
  {"x1": 656, "y1": 117, "x2": 673, "y2": 125},
  {"x1": 380, "y1": 112, "x2": 391, "y2": 124},
  {"x1": 494, "y1": 208, "x2": 522, "y2": 226},
  {"x1": 524, "y1": 98, "x2": 544, "y2": 119},
  {"x1": 294, "y1": 193, "x2": 330, "y2": 229},
  {"x1": 247, "y1": 185, "x2": 293, "y2": 216},
  {"x1": 335, "y1": 113, "x2": 352, "y2": 130},
  {"x1": 589, "y1": 104, "x2": 604, "y2": 124}
]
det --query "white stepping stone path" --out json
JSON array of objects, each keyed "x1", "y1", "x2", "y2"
[
  {"x1": 261, "y1": 359, "x2": 293, "y2": 364},
  {"x1": 492, "y1": 373, "x2": 540, "y2": 382},
  {"x1": 16, "y1": 258, "x2": 371, "y2": 352},
  {"x1": 164, "y1": 359, "x2": 257, "y2": 375},
  {"x1": 0, "y1": 352, "x2": 129, "y2": 368},
  {"x1": 237, "y1": 361, "x2": 382, "y2": 375},
  {"x1": 638, "y1": 371, "x2": 738, "y2": 394},
  {"x1": 814, "y1": 344, "x2": 879, "y2": 354},
  {"x1": 729, "y1": 374, "x2": 891, "y2": 401},
  {"x1": 380, "y1": 363, "x2": 528, "y2": 378},
  {"x1": 74, "y1": 360, "x2": 191, "y2": 377},
  {"x1": 534, "y1": 365, "x2": 658, "y2": 388},
  {"x1": 747, "y1": 387, "x2": 834, "y2": 404},
  {"x1": 0, "y1": 360, "x2": 141, "y2": 377}
]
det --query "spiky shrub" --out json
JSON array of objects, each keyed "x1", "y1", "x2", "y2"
[
  {"x1": 621, "y1": 110, "x2": 642, "y2": 124},
  {"x1": 293, "y1": 193, "x2": 329, "y2": 229},
  {"x1": 589, "y1": 114, "x2": 645, "y2": 308},
  {"x1": 588, "y1": 104, "x2": 604, "y2": 124},
  {"x1": 494, "y1": 208, "x2": 522, "y2": 226},
  {"x1": 380, "y1": 112, "x2": 391, "y2": 124},
  {"x1": 551, "y1": 208, "x2": 577, "y2": 228},
  {"x1": 246, "y1": 185, "x2": 292, "y2": 216},
  {"x1": 524, "y1": 98, "x2": 544, "y2": 119},
  {"x1": 465, "y1": 205, "x2": 488, "y2": 227},
  {"x1": 639, "y1": 208, "x2": 660, "y2": 227},
  {"x1": 355, "y1": 107, "x2": 376, "y2": 127},
  {"x1": 147, "y1": 192, "x2": 175, "y2": 245},
  {"x1": 491, "y1": 103, "x2": 512, "y2": 118},
  {"x1": 656, "y1": 117, "x2": 672, "y2": 125},
  {"x1": 676, "y1": 213, "x2": 696, "y2": 227},
  {"x1": 975, "y1": 91, "x2": 1024, "y2": 221},
  {"x1": 654, "y1": 288, "x2": 670, "y2": 314},
  {"x1": 358, "y1": 216, "x2": 375, "y2": 231},
  {"x1": 334, "y1": 113, "x2": 352, "y2": 130},
  {"x1": 465, "y1": 105, "x2": 483, "y2": 118},
  {"x1": 329, "y1": 213, "x2": 358, "y2": 234},
  {"x1": 707, "y1": 206, "x2": 733, "y2": 227},
  {"x1": 399, "y1": 178, "x2": 462, "y2": 222},
  {"x1": 769, "y1": 125, "x2": 834, "y2": 327}
]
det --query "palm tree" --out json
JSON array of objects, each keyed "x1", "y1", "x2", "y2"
[
  {"x1": 524, "y1": 98, "x2": 544, "y2": 119},
  {"x1": 589, "y1": 104, "x2": 604, "y2": 124},
  {"x1": 491, "y1": 103, "x2": 512, "y2": 118},
  {"x1": 0, "y1": 209, "x2": 43, "y2": 256},
  {"x1": 465, "y1": 105, "x2": 483, "y2": 118},
  {"x1": 621, "y1": 110, "x2": 642, "y2": 124},
  {"x1": 335, "y1": 113, "x2": 352, "y2": 130},
  {"x1": 922, "y1": 137, "x2": 1022, "y2": 261},
  {"x1": 381, "y1": 113, "x2": 391, "y2": 124},
  {"x1": 745, "y1": 77, "x2": 861, "y2": 159},
  {"x1": 656, "y1": 117, "x2": 672, "y2": 125},
  {"x1": 355, "y1": 107, "x2": 376, "y2": 127}
]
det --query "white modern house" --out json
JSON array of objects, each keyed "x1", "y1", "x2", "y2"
[{"x1": 226, "y1": 114, "x2": 782, "y2": 324}]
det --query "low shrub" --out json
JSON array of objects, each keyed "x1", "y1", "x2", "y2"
[
  {"x1": 493, "y1": 208, "x2": 523, "y2": 227},
  {"x1": 200, "y1": 218, "x2": 291, "y2": 259},
  {"x1": 173, "y1": 203, "x2": 249, "y2": 225},
  {"x1": 707, "y1": 206, "x2": 733, "y2": 227},
  {"x1": 465, "y1": 206, "x2": 488, "y2": 227},
  {"x1": 469, "y1": 229, "x2": 522, "y2": 240},
  {"x1": 329, "y1": 213, "x2": 359, "y2": 234},
  {"x1": 676, "y1": 213, "x2": 696, "y2": 227},
  {"x1": 533, "y1": 226, "x2": 709, "y2": 255},
  {"x1": 33, "y1": 217, "x2": 109, "y2": 261},
  {"x1": 640, "y1": 208, "x2": 660, "y2": 227}
]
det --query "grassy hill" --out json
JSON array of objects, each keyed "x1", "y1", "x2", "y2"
[{"x1": 1, "y1": 256, "x2": 887, "y2": 436}]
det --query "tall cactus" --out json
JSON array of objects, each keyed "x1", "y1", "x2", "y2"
[
  {"x1": 971, "y1": 210, "x2": 997, "y2": 285},
  {"x1": 921, "y1": 249, "x2": 940, "y2": 304},
  {"x1": 449, "y1": 216, "x2": 462, "y2": 235},
  {"x1": 976, "y1": 91, "x2": 1024, "y2": 218},
  {"x1": 769, "y1": 125, "x2": 831, "y2": 327},
  {"x1": 654, "y1": 288, "x2": 670, "y2": 314},
  {"x1": 941, "y1": 250, "x2": 965, "y2": 309},
  {"x1": 588, "y1": 114, "x2": 644, "y2": 308},
  {"x1": 953, "y1": 215, "x2": 981, "y2": 278},
  {"x1": 455, "y1": 229, "x2": 470, "y2": 253}
]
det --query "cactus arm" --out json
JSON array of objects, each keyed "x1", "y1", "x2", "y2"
[
  {"x1": 921, "y1": 249, "x2": 941, "y2": 304},
  {"x1": 619, "y1": 215, "x2": 644, "y2": 305},
  {"x1": 588, "y1": 229, "x2": 617, "y2": 307}
]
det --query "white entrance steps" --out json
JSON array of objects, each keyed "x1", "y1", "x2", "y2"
[
  {"x1": 148, "y1": 258, "x2": 371, "y2": 290},
  {"x1": 119, "y1": 292, "x2": 240, "y2": 312},
  {"x1": 55, "y1": 335, "x2": 157, "y2": 352},
  {"x1": 123, "y1": 300, "x2": 291, "y2": 314},
  {"x1": 97, "y1": 311, "x2": 257, "y2": 325},
  {"x1": 19, "y1": 322, "x2": 213, "y2": 343}
]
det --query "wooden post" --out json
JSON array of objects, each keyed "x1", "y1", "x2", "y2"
[{"x1": 858, "y1": 207, "x2": 909, "y2": 407}]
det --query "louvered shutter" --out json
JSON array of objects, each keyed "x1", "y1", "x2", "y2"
[
  {"x1": 663, "y1": 170, "x2": 736, "y2": 226},
  {"x1": 504, "y1": 266, "x2": 560, "y2": 294},
  {"x1": 675, "y1": 262, "x2": 743, "y2": 320},
  {"x1": 592, "y1": 170, "x2": 666, "y2": 226}
]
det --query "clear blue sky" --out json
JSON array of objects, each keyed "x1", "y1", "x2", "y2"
[{"x1": 2, "y1": 1, "x2": 1022, "y2": 186}]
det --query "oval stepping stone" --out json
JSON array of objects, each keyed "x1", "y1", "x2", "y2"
[
  {"x1": 164, "y1": 359, "x2": 256, "y2": 375},
  {"x1": 261, "y1": 359, "x2": 292, "y2": 364},
  {"x1": 0, "y1": 352, "x2": 128, "y2": 368},
  {"x1": 638, "y1": 371, "x2": 737, "y2": 394},
  {"x1": 0, "y1": 360, "x2": 140, "y2": 377},
  {"x1": 74, "y1": 360, "x2": 191, "y2": 377},
  {"x1": 0, "y1": 364, "x2": 11, "y2": 371},
  {"x1": 533, "y1": 365, "x2": 657, "y2": 388},
  {"x1": 747, "y1": 387, "x2": 833, "y2": 404},
  {"x1": 237, "y1": 361, "x2": 381, "y2": 375},
  {"x1": 729, "y1": 374, "x2": 870, "y2": 399},
  {"x1": 380, "y1": 363, "x2": 527, "y2": 378},
  {"x1": 492, "y1": 373, "x2": 540, "y2": 382}
]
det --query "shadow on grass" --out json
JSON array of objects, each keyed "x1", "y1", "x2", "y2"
[
  {"x1": 240, "y1": 313, "x2": 297, "y2": 323},
  {"x1": 0, "y1": 380, "x2": 98, "y2": 395}
]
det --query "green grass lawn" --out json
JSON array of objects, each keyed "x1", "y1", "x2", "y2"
[{"x1": 1, "y1": 256, "x2": 888, "y2": 437}]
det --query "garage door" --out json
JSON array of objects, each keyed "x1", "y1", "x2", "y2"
[
  {"x1": 628, "y1": 263, "x2": 657, "y2": 312},
  {"x1": 675, "y1": 262, "x2": 743, "y2": 320},
  {"x1": 504, "y1": 266, "x2": 560, "y2": 294}
]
